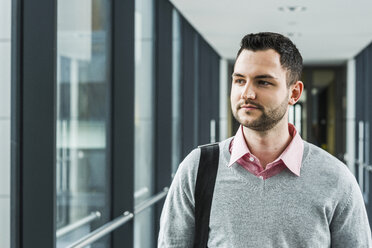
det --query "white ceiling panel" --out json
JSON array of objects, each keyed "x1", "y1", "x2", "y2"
[{"x1": 170, "y1": 0, "x2": 372, "y2": 64}]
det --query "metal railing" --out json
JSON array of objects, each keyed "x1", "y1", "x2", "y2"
[
  {"x1": 134, "y1": 188, "x2": 169, "y2": 214},
  {"x1": 344, "y1": 158, "x2": 372, "y2": 172},
  {"x1": 355, "y1": 160, "x2": 372, "y2": 172},
  {"x1": 66, "y1": 187, "x2": 169, "y2": 248},
  {"x1": 57, "y1": 211, "x2": 101, "y2": 238}
]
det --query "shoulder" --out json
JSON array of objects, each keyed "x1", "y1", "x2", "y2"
[
  {"x1": 303, "y1": 141, "x2": 351, "y2": 174},
  {"x1": 197, "y1": 137, "x2": 233, "y2": 155},
  {"x1": 197, "y1": 137, "x2": 233, "y2": 167},
  {"x1": 301, "y1": 144, "x2": 372, "y2": 246},
  {"x1": 175, "y1": 137, "x2": 233, "y2": 187},
  {"x1": 302, "y1": 141, "x2": 359, "y2": 194},
  {"x1": 173, "y1": 148, "x2": 200, "y2": 194}
]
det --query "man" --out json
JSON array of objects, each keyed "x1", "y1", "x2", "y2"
[{"x1": 158, "y1": 32, "x2": 372, "y2": 247}]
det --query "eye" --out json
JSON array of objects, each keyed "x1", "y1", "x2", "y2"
[
  {"x1": 257, "y1": 80, "x2": 271, "y2": 86},
  {"x1": 234, "y1": 79, "x2": 245, "y2": 84}
]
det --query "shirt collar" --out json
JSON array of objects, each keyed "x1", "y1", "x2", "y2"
[
  {"x1": 229, "y1": 125, "x2": 251, "y2": 167},
  {"x1": 278, "y1": 124, "x2": 304, "y2": 176},
  {"x1": 228, "y1": 123, "x2": 304, "y2": 177}
]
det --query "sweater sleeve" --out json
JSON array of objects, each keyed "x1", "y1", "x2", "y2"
[
  {"x1": 330, "y1": 178, "x2": 372, "y2": 248},
  {"x1": 158, "y1": 148, "x2": 200, "y2": 248}
]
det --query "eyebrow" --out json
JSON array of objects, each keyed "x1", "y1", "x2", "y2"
[
  {"x1": 232, "y1": 73, "x2": 245, "y2": 78},
  {"x1": 232, "y1": 72, "x2": 278, "y2": 80}
]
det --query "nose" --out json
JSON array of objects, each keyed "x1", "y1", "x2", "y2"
[{"x1": 241, "y1": 82, "x2": 256, "y2": 100}]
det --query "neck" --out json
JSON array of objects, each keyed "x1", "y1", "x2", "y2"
[{"x1": 242, "y1": 120, "x2": 292, "y2": 169}]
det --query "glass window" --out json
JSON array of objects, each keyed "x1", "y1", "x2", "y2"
[
  {"x1": 134, "y1": 0, "x2": 155, "y2": 247},
  {"x1": 56, "y1": 0, "x2": 111, "y2": 247}
]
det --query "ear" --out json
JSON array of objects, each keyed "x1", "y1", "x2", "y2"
[{"x1": 289, "y1": 81, "x2": 303, "y2": 106}]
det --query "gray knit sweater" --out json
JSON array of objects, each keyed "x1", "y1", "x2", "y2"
[{"x1": 158, "y1": 137, "x2": 372, "y2": 247}]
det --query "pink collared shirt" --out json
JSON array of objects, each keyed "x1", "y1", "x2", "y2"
[{"x1": 228, "y1": 124, "x2": 304, "y2": 180}]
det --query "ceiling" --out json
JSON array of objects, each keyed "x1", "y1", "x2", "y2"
[{"x1": 170, "y1": 0, "x2": 372, "y2": 65}]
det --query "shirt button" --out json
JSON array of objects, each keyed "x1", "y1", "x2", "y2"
[
  {"x1": 259, "y1": 176, "x2": 263, "y2": 180},
  {"x1": 249, "y1": 157, "x2": 254, "y2": 162}
]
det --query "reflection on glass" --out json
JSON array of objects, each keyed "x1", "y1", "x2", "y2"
[
  {"x1": 134, "y1": 0, "x2": 155, "y2": 247},
  {"x1": 56, "y1": 1, "x2": 111, "y2": 247},
  {"x1": 295, "y1": 104, "x2": 302, "y2": 135},
  {"x1": 172, "y1": 9, "x2": 182, "y2": 176},
  {"x1": 288, "y1": 103, "x2": 303, "y2": 135},
  {"x1": 310, "y1": 69, "x2": 335, "y2": 152},
  {"x1": 289, "y1": 105, "x2": 294, "y2": 126}
]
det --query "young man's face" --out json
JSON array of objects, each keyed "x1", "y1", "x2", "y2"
[{"x1": 230, "y1": 49, "x2": 293, "y2": 132}]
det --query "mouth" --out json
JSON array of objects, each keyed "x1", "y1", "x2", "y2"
[{"x1": 240, "y1": 104, "x2": 261, "y2": 110}]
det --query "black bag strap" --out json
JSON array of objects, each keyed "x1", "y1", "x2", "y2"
[{"x1": 193, "y1": 143, "x2": 220, "y2": 248}]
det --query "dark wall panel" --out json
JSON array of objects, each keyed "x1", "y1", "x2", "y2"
[
  {"x1": 12, "y1": 0, "x2": 57, "y2": 247},
  {"x1": 154, "y1": 0, "x2": 173, "y2": 239},
  {"x1": 180, "y1": 15, "x2": 220, "y2": 158},
  {"x1": 155, "y1": 0, "x2": 173, "y2": 195},
  {"x1": 111, "y1": 0, "x2": 135, "y2": 247},
  {"x1": 181, "y1": 20, "x2": 197, "y2": 158},
  {"x1": 211, "y1": 49, "x2": 220, "y2": 142},
  {"x1": 334, "y1": 66, "x2": 346, "y2": 161},
  {"x1": 355, "y1": 42, "x2": 372, "y2": 226},
  {"x1": 355, "y1": 53, "x2": 363, "y2": 185},
  {"x1": 197, "y1": 38, "x2": 220, "y2": 145},
  {"x1": 198, "y1": 38, "x2": 211, "y2": 145}
]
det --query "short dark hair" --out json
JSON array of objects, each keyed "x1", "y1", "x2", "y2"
[{"x1": 236, "y1": 32, "x2": 303, "y2": 86}]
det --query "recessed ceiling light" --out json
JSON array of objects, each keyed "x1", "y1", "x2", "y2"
[
  {"x1": 279, "y1": 6, "x2": 306, "y2": 12},
  {"x1": 287, "y1": 32, "x2": 302, "y2": 38}
]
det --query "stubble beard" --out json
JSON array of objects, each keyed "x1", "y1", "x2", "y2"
[{"x1": 233, "y1": 95, "x2": 289, "y2": 132}]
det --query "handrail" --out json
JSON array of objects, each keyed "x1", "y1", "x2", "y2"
[
  {"x1": 66, "y1": 211, "x2": 134, "y2": 248},
  {"x1": 57, "y1": 211, "x2": 101, "y2": 238},
  {"x1": 354, "y1": 160, "x2": 372, "y2": 172},
  {"x1": 66, "y1": 187, "x2": 169, "y2": 248},
  {"x1": 135, "y1": 188, "x2": 169, "y2": 214},
  {"x1": 134, "y1": 187, "x2": 149, "y2": 199},
  {"x1": 362, "y1": 163, "x2": 372, "y2": 172}
]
